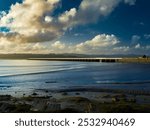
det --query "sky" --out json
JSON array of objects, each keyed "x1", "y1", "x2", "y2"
[{"x1": 0, "y1": 0, "x2": 150, "y2": 55}]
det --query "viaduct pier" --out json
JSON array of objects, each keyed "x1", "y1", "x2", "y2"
[{"x1": 28, "y1": 58, "x2": 122, "y2": 62}]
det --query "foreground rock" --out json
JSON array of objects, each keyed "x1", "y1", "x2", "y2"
[{"x1": 0, "y1": 93, "x2": 150, "y2": 113}]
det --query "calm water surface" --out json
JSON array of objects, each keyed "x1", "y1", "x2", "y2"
[{"x1": 0, "y1": 60, "x2": 150, "y2": 95}]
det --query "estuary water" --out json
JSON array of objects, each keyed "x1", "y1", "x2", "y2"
[{"x1": 0, "y1": 60, "x2": 150, "y2": 96}]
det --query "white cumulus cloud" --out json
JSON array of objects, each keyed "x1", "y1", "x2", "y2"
[
  {"x1": 0, "y1": 0, "x2": 138, "y2": 54},
  {"x1": 131, "y1": 35, "x2": 141, "y2": 44},
  {"x1": 135, "y1": 43, "x2": 141, "y2": 49},
  {"x1": 75, "y1": 34, "x2": 119, "y2": 53},
  {"x1": 0, "y1": 0, "x2": 61, "y2": 43},
  {"x1": 124, "y1": 0, "x2": 136, "y2": 5}
]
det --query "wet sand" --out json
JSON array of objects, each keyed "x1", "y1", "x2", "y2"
[{"x1": 0, "y1": 88, "x2": 150, "y2": 113}]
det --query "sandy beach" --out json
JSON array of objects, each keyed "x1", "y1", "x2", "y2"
[{"x1": 0, "y1": 88, "x2": 150, "y2": 113}]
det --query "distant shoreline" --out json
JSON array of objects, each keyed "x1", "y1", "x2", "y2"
[
  {"x1": 28, "y1": 57, "x2": 150, "y2": 63},
  {"x1": 0, "y1": 57, "x2": 150, "y2": 63}
]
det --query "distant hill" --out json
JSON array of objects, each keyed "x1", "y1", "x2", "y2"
[
  {"x1": 0, "y1": 53, "x2": 148, "y2": 59},
  {"x1": 0, "y1": 53, "x2": 87, "y2": 59}
]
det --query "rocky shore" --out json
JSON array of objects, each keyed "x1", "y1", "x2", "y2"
[{"x1": 0, "y1": 88, "x2": 150, "y2": 113}]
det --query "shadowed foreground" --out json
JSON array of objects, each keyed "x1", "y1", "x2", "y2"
[{"x1": 0, "y1": 89, "x2": 150, "y2": 113}]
